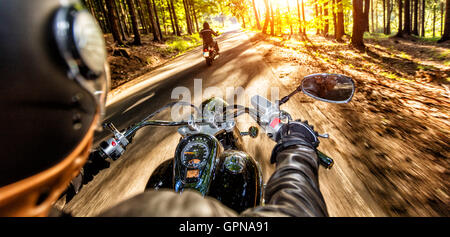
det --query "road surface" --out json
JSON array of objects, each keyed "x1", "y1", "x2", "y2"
[{"x1": 61, "y1": 30, "x2": 386, "y2": 217}]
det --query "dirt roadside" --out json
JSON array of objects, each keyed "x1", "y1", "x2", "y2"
[
  {"x1": 249, "y1": 33, "x2": 449, "y2": 216},
  {"x1": 105, "y1": 34, "x2": 201, "y2": 90}
]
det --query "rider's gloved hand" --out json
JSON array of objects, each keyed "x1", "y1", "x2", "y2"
[{"x1": 270, "y1": 120, "x2": 320, "y2": 164}]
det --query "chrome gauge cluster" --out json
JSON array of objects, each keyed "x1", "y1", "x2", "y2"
[
  {"x1": 174, "y1": 134, "x2": 221, "y2": 193},
  {"x1": 180, "y1": 136, "x2": 210, "y2": 169}
]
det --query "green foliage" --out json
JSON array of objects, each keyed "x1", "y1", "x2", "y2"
[{"x1": 166, "y1": 34, "x2": 202, "y2": 54}]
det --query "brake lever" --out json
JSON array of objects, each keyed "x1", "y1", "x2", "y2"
[
  {"x1": 316, "y1": 132, "x2": 333, "y2": 168},
  {"x1": 318, "y1": 133, "x2": 329, "y2": 138}
]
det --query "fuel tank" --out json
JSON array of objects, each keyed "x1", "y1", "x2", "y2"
[
  {"x1": 145, "y1": 97, "x2": 263, "y2": 213},
  {"x1": 146, "y1": 137, "x2": 263, "y2": 213},
  {"x1": 208, "y1": 150, "x2": 263, "y2": 213}
]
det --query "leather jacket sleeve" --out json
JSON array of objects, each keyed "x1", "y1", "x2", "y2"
[{"x1": 241, "y1": 136, "x2": 329, "y2": 217}]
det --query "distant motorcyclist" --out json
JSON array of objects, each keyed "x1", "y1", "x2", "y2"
[
  {"x1": 200, "y1": 22, "x2": 220, "y2": 55},
  {"x1": 0, "y1": 0, "x2": 328, "y2": 217}
]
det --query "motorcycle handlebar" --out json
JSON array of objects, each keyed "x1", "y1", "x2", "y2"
[{"x1": 95, "y1": 98, "x2": 334, "y2": 171}]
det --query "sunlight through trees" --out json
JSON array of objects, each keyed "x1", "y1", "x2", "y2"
[{"x1": 83, "y1": 0, "x2": 449, "y2": 46}]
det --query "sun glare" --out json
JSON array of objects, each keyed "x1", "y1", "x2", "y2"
[{"x1": 254, "y1": 0, "x2": 314, "y2": 21}]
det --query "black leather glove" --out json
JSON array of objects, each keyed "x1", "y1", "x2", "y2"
[
  {"x1": 270, "y1": 120, "x2": 320, "y2": 164},
  {"x1": 275, "y1": 120, "x2": 320, "y2": 147}
]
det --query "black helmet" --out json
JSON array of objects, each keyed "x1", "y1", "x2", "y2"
[
  {"x1": 203, "y1": 22, "x2": 210, "y2": 29},
  {"x1": 0, "y1": 0, "x2": 109, "y2": 216}
]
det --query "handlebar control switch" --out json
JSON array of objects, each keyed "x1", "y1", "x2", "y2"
[
  {"x1": 100, "y1": 122, "x2": 130, "y2": 160},
  {"x1": 251, "y1": 95, "x2": 284, "y2": 137},
  {"x1": 100, "y1": 137, "x2": 125, "y2": 160}
]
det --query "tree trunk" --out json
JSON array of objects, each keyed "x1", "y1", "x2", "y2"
[
  {"x1": 302, "y1": 0, "x2": 306, "y2": 34},
  {"x1": 375, "y1": 0, "x2": 379, "y2": 32},
  {"x1": 136, "y1": 0, "x2": 149, "y2": 34},
  {"x1": 252, "y1": 0, "x2": 261, "y2": 30},
  {"x1": 287, "y1": 0, "x2": 293, "y2": 35},
  {"x1": 101, "y1": 0, "x2": 113, "y2": 32},
  {"x1": 84, "y1": 0, "x2": 96, "y2": 18},
  {"x1": 371, "y1": 0, "x2": 374, "y2": 32},
  {"x1": 190, "y1": 0, "x2": 199, "y2": 32},
  {"x1": 105, "y1": 0, "x2": 125, "y2": 45},
  {"x1": 421, "y1": 0, "x2": 425, "y2": 36},
  {"x1": 167, "y1": 0, "x2": 176, "y2": 35},
  {"x1": 113, "y1": 0, "x2": 127, "y2": 41},
  {"x1": 91, "y1": 0, "x2": 106, "y2": 30},
  {"x1": 169, "y1": 0, "x2": 181, "y2": 36},
  {"x1": 383, "y1": 0, "x2": 386, "y2": 33},
  {"x1": 142, "y1": 0, "x2": 153, "y2": 32},
  {"x1": 297, "y1": 0, "x2": 303, "y2": 34},
  {"x1": 152, "y1": 0, "x2": 163, "y2": 39},
  {"x1": 365, "y1": 0, "x2": 370, "y2": 32},
  {"x1": 324, "y1": 1, "x2": 329, "y2": 35},
  {"x1": 397, "y1": 0, "x2": 403, "y2": 36},
  {"x1": 118, "y1": 0, "x2": 131, "y2": 37},
  {"x1": 439, "y1": 0, "x2": 450, "y2": 42},
  {"x1": 146, "y1": 0, "x2": 162, "y2": 41},
  {"x1": 433, "y1": 1, "x2": 437, "y2": 37},
  {"x1": 315, "y1": 3, "x2": 320, "y2": 35},
  {"x1": 188, "y1": 0, "x2": 195, "y2": 33},
  {"x1": 441, "y1": 1, "x2": 445, "y2": 36},
  {"x1": 352, "y1": 0, "x2": 365, "y2": 47},
  {"x1": 159, "y1": 0, "x2": 169, "y2": 35},
  {"x1": 336, "y1": 0, "x2": 345, "y2": 40},
  {"x1": 262, "y1": 0, "x2": 270, "y2": 34},
  {"x1": 182, "y1": 0, "x2": 192, "y2": 34},
  {"x1": 404, "y1": 0, "x2": 411, "y2": 34},
  {"x1": 352, "y1": 0, "x2": 370, "y2": 47},
  {"x1": 386, "y1": 0, "x2": 391, "y2": 34},
  {"x1": 159, "y1": 0, "x2": 167, "y2": 35},
  {"x1": 333, "y1": 0, "x2": 337, "y2": 37},
  {"x1": 126, "y1": 0, "x2": 142, "y2": 45},
  {"x1": 270, "y1": 1, "x2": 275, "y2": 35},
  {"x1": 412, "y1": 0, "x2": 419, "y2": 34}
]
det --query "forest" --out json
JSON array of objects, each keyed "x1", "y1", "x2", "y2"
[
  {"x1": 84, "y1": 0, "x2": 450, "y2": 45},
  {"x1": 80, "y1": 0, "x2": 450, "y2": 87},
  {"x1": 68, "y1": 0, "x2": 450, "y2": 217}
]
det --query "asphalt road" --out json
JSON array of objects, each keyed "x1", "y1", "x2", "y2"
[{"x1": 61, "y1": 29, "x2": 387, "y2": 217}]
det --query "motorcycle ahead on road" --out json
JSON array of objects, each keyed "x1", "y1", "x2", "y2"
[
  {"x1": 67, "y1": 73, "x2": 355, "y2": 213},
  {"x1": 203, "y1": 44, "x2": 219, "y2": 66}
]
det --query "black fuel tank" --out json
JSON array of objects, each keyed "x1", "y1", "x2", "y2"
[{"x1": 208, "y1": 150, "x2": 263, "y2": 213}]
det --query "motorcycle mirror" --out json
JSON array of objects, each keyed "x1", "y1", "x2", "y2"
[{"x1": 301, "y1": 73, "x2": 355, "y2": 103}]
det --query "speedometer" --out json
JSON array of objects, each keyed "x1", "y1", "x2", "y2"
[
  {"x1": 181, "y1": 137, "x2": 210, "y2": 168},
  {"x1": 174, "y1": 133, "x2": 221, "y2": 194}
]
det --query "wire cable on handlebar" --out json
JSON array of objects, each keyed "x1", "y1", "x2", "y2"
[
  {"x1": 124, "y1": 103, "x2": 264, "y2": 139},
  {"x1": 221, "y1": 105, "x2": 261, "y2": 124},
  {"x1": 142, "y1": 101, "x2": 201, "y2": 121}
]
